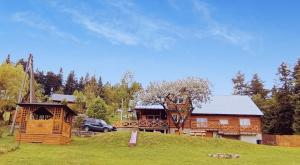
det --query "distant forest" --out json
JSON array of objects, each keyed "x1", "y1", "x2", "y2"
[
  {"x1": 0, "y1": 55, "x2": 141, "y2": 123},
  {"x1": 1, "y1": 55, "x2": 300, "y2": 135},
  {"x1": 232, "y1": 58, "x2": 300, "y2": 135}
]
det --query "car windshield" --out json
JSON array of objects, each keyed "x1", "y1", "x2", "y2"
[{"x1": 100, "y1": 120, "x2": 107, "y2": 125}]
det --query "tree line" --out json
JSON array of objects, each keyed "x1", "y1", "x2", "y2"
[
  {"x1": 232, "y1": 59, "x2": 300, "y2": 135},
  {"x1": 0, "y1": 55, "x2": 142, "y2": 124}
]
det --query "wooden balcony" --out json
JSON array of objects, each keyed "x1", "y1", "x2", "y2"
[
  {"x1": 114, "y1": 119, "x2": 169, "y2": 130},
  {"x1": 191, "y1": 121, "x2": 260, "y2": 135}
]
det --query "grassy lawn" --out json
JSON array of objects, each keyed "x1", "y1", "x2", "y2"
[{"x1": 0, "y1": 129, "x2": 300, "y2": 165}]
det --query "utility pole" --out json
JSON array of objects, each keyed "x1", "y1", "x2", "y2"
[
  {"x1": 9, "y1": 54, "x2": 34, "y2": 135},
  {"x1": 29, "y1": 54, "x2": 34, "y2": 103}
]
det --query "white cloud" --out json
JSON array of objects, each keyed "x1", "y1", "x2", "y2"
[
  {"x1": 12, "y1": 12, "x2": 80, "y2": 43},
  {"x1": 193, "y1": 0, "x2": 257, "y2": 53},
  {"x1": 60, "y1": 8, "x2": 138, "y2": 46},
  {"x1": 42, "y1": 0, "x2": 260, "y2": 52},
  {"x1": 49, "y1": 1, "x2": 184, "y2": 50}
]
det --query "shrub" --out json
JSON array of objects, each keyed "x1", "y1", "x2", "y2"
[
  {"x1": 73, "y1": 114, "x2": 86, "y2": 130},
  {"x1": 87, "y1": 97, "x2": 109, "y2": 122}
]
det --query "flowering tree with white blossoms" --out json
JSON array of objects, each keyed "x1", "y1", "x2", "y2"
[{"x1": 135, "y1": 77, "x2": 211, "y2": 132}]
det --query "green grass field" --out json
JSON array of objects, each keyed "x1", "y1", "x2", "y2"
[{"x1": 0, "y1": 130, "x2": 300, "y2": 165}]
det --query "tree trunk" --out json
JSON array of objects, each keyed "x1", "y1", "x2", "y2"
[{"x1": 0, "y1": 111, "x2": 4, "y2": 125}]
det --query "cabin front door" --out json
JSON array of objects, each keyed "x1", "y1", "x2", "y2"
[{"x1": 146, "y1": 115, "x2": 161, "y2": 121}]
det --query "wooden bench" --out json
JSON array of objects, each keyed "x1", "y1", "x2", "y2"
[{"x1": 190, "y1": 130, "x2": 206, "y2": 137}]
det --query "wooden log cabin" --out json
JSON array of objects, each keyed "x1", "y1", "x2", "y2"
[
  {"x1": 16, "y1": 103, "x2": 76, "y2": 144},
  {"x1": 133, "y1": 96, "x2": 263, "y2": 144}
]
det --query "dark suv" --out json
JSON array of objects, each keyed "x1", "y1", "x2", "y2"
[{"x1": 83, "y1": 118, "x2": 116, "y2": 132}]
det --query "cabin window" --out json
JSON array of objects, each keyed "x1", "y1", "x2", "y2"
[
  {"x1": 219, "y1": 119, "x2": 229, "y2": 125},
  {"x1": 240, "y1": 118, "x2": 251, "y2": 127},
  {"x1": 147, "y1": 115, "x2": 160, "y2": 121},
  {"x1": 32, "y1": 107, "x2": 53, "y2": 120},
  {"x1": 172, "y1": 114, "x2": 178, "y2": 122},
  {"x1": 196, "y1": 118, "x2": 207, "y2": 127},
  {"x1": 177, "y1": 97, "x2": 184, "y2": 104}
]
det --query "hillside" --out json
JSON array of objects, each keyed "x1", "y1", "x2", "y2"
[{"x1": 0, "y1": 132, "x2": 300, "y2": 165}]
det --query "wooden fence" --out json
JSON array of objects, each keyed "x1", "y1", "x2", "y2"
[{"x1": 262, "y1": 134, "x2": 300, "y2": 147}]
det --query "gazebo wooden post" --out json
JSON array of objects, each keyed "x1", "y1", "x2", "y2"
[{"x1": 60, "y1": 108, "x2": 64, "y2": 134}]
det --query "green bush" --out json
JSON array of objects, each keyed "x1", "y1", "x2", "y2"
[
  {"x1": 0, "y1": 144, "x2": 19, "y2": 155},
  {"x1": 87, "y1": 97, "x2": 109, "y2": 122},
  {"x1": 73, "y1": 114, "x2": 86, "y2": 130}
]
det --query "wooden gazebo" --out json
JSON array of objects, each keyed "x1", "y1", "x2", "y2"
[{"x1": 16, "y1": 103, "x2": 76, "y2": 144}]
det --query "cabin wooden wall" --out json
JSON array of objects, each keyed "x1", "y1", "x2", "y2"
[
  {"x1": 189, "y1": 115, "x2": 262, "y2": 133},
  {"x1": 191, "y1": 115, "x2": 261, "y2": 128},
  {"x1": 168, "y1": 114, "x2": 261, "y2": 133}
]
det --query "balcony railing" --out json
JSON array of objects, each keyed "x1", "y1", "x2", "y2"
[
  {"x1": 191, "y1": 121, "x2": 260, "y2": 135},
  {"x1": 114, "y1": 119, "x2": 169, "y2": 129}
]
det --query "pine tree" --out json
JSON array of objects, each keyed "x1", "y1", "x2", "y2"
[
  {"x1": 64, "y1": 70, "x2": 77, "y2": 95},
  {"x1": 232, "y1": 71, "x2": 248, "y2": 95},
  {"x1": 249, "y1": 73, "x2": 269, "y2": 98},
  {"x1": 77, "y1": 76, "x2": 85, "y2": 91},
  {"x1": 275, "y1": 63, "x2": 294, "y2": 134},
  {"x1": 261, "y1": 95, "x2": 279, "y2": 134},
  {"x1": 97, "y1": 76, "x2": 104, "y2": 98},
  {"x1": 84, "y1": 73, "x2": 90, "y2": 84},
  {"x1": 5, "y1": 54, "x2": 11, "y2": 64},
  {"x1": 293, "y1": 59, "x2": 300, "y2": 134}
]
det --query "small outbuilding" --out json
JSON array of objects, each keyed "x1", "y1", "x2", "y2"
[
  {"x1": 16, "y1": 103, "x2": 77, "y2": 144},
  {"x1": 51, "y1": 94, "x2": 76, "y2": 104}
]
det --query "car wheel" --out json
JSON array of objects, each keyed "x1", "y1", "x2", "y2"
[
  {"x1": 103, "y1": 128, "x2": 108, "y2": 133},
  {"x1": 84, "y1": 126, "x2": 89, "y2": 132}
]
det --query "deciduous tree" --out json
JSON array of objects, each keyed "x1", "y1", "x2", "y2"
[
  {"x1": 0, "y1": 63, "x2": 28, "y2": 121},
  {"x1": 87, "y1": 97, "x2": 109, "y2": 122},
  {"x1": 135, "y1": 77, "x2": 211, "y2": 132}
]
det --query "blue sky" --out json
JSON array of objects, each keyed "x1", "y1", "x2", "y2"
[{"x1": 0, "y1": 0, "x2": 300, "y2": 95}]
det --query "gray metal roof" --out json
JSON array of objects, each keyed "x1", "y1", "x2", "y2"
[
  {"x1": 135, "y1": 104, "x2": 164, "y2": 110},
  {"x1": 51, "y1": 94, "x2": 76, "y2": 103},
  {"x1": 134, "y1": 95, "x2": 263, "y2": 116},
  {"x1": 192, "y1": 95, "x2": 263, "y2": 116}
]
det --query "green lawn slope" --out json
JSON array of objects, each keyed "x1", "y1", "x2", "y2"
[{"x1": 0, "y1": 131, "x2": 300, "y2": 165}]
